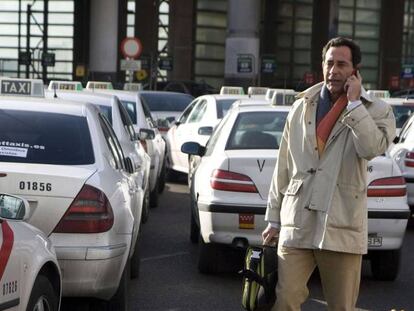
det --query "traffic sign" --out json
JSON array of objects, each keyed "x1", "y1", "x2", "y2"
[
  {"x1": 120, "y1": 59, "x2": 142, "y2": 71},
  {"x1": 158, "y1": 56, "x2": 173, "y2": 71},
  {"x1": 401, "y1": 64, "x2": 414, "y2": 79},
  {"x1": 237, "y1": 55, "x2": 253, "y2": 73},
  {"x1": 120, "y1": 37, "x2": 143, "y2": 59},
  {"x1": 261, "y1": 56, "x2": 276, "y2": 74}
]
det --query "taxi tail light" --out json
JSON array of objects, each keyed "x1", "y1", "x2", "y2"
[
  {"x1": 210, "y1": 169, "x2": 258, "y2": 193},
  {"x1": 405, "y1": 152, "x2": 414, "y2": 167},
  {"x1": 53, "y1": 184, "x2": 114, "y2": 233},
  {"x1": 367, "y1": 176, "x2": 407, "y2": 197},
  {"x1": 140, "y1": 139, "x2": 148, "y2": 153}
]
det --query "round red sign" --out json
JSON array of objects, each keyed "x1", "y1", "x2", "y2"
[{"x1": 120, "y1": 37, "x2": 143, "y2": 59}]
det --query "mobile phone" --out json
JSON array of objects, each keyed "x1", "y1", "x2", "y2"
[{"x1": 345, "y1": 69, "x2": 358, "y2": 91}]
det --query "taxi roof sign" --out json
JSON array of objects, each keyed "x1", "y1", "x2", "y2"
[
  {"x1": 265, "y1": 88, "x2": 295, "y2": 101},
  {"x1": 367, "y1": 90, "x2": 390, "y2": 99},
  {"x1": 271, "y1": 89, "x2": 298, "y2": 106},
  {"x1": 247, "y1": 87, "x2": 268, "y2": 96},
  {"x1": 86, "y1": 81, "x2": 114, "y2": 90},
  {"x1": 48, "y1": 80, "x2": 83, "y2": 91},
  {"x1": 124, "y1": 82, "x2": 142, "y2": 91},
  {"x1": 0, "y1": 78, "x2": 44, "y2": 97},
  {"x1": 220, "y1": 86, "x2": 245, "y2": 95}
]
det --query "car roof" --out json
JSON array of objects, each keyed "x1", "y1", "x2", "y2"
[
  {"x1": 0, "y1": 96, "x2": 95, "y2": 116},
  {"x1": 383, "y1": 98, "x2": 414, "y2": 106},
  {"x1": 49, "y1": 90, "x2": 115, "y2": 107},
  {"x1": 138, "y1": 90, "x2": 194, "y2": 98}
]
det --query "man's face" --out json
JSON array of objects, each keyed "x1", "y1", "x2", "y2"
[{"x1": 322, "y1": 46, "x2": 355, "y2": 98}]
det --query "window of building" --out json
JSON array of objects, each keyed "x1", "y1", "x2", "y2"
[
  {"x1": 127, "y1": 0, "x2": 135, "y2": 37},
  {"x1": 402, "y1": 0, "x2": 414, "y2": 73},
  {"x1": 274, "y1": 0, "x2": 313, "y2": 90},
  {"x1": 338, "y1": 0, "x2": 382, "y2": 89},
  {"x1": 0, "y1": 0, "x2": 74, "y2": 80},
  {"x1": 194, "y1": 0, "x2": 227, "y2": 89}
]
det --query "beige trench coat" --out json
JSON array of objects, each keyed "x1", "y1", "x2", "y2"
[{"x1": 265, "y1": 82, "x2": 396, "y2": 254}]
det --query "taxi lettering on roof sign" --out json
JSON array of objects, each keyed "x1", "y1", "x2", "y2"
[
  {"x1": 271, "y1": 89, "x2": 298, "y2": 106},
  {"x1": 220, "y1": 86, "x2": 244, "y2": 95},
  {"x1": 247, "y1": 87, "x2": 268, "y2": 96},
  {"x1": 48, "y1": 80, "x2": 83, "y2": 91},
  {"x1": 0, "y1": 78, "x2": 44, "y2": 97},
  {"x1": 86, "y1": 81, "x2": 114, "y2": 90},
  {"x1": 367, "y1": 90, "x2": 390, "y2": 99}
]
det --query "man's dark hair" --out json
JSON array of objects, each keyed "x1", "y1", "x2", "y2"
[{"x1": 322, "y1": 37, "x2": 361, "y2": 67}]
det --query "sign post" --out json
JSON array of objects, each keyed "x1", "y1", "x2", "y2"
[{"x1": 120, "y1": 37, "x2": 143, "y2": 83}]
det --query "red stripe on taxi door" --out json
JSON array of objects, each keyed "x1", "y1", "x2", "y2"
[{"x1": 0, "y1": 221, "x2": 14, "y2": 280}]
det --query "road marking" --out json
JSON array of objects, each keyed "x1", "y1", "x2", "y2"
[
  {"x1": 141, "y1": 251, "x2": 190, "y2": 262},
  {"x1": 310, "y1": 299, "x2": 371, "y2": 311}
]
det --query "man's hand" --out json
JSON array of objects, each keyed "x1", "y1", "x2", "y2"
[
  {"x1": 344, "y1": 70, "x2": 362, "y2": 102},
  {"x1": 262, "y1": 223, "x2": 280, "y2": 246}
]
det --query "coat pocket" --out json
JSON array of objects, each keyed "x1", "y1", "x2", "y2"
[
  {"x1": 280, "y1": 179, "x2": 304, "y2": 227},
  {"x1": 328, "y1": 183, "x2": 366, "y2": 232}
]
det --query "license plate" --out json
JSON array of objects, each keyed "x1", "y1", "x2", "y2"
[
  {"x1": 239, "y1": 214, "x2": 254, "y2": 229},
  {"x1": 368, "y1": 236, "x2": 382, "y2": 247}
]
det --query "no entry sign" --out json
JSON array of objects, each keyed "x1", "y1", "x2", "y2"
[{"x1": 120, "y1": 37, "x2": 143, "y2": 59}]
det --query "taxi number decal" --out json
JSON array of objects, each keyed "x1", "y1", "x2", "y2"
[
  {"x1": 19, "y1": 181, "x2": 52, "y2": 192},
  {"x1": 2, "y1": 281, "x2": 17, "y2": 296}
]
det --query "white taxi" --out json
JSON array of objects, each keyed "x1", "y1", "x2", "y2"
[
  {"x1": 85, "y1": 88, "x2": 168, "y2": 205},
  {"x1": 0, "y1": 193, "x2": 61, "y2": 311},
  {"x1": 183, "y1": 100, "x2": 409, "y2": 281},
  {"x1": 0, "y1": 79, "x2": 136, "y2": 309},
  {"x1": 383, "y1": 97, "x2": 414, "y2": 135},
  {"x1": 46, "y1": 85, "x2": 151, "y2": 225},
  {"x1": 166, "y1": 86, "x2": 251, "y2": 175}
]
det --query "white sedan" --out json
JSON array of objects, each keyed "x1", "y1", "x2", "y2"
[
  {"x1": 0, "y1": 93, "x2": 135, "y2": 310},
  {"x1": 183, "y1": 101, "x2": 409, "y2": 281},
  {"x1": 0, "y1": 193, "x2": 61, "y2": 311}
]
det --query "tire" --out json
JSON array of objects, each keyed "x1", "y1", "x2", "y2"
[
  {"x1": 141, "y1": 188, "x2": 150, "y2": 224},
  {"x1": 370, "y1": 249, "x2": 401, "y2": 281},
  {"x1": 198, "y1": 235, "x2": 220, "y2": 274},
  {"x1": 150, "y1": 183, "x2": 159, "y2": 208},
  {"x1": 107, "y1": 261, "x2": 130, "y2": 311},
  {"x1": 158, "y1": 159, "x2": 166, "y2": 194},
  {"x1": 130, "y1": 236, "x2": 141, "y2": 279},
  {"x1": 27, "y1": 275, "x2": 58, "y2": 311},
  {"x1": 190, "y1": 197, "x2": 199, "y2": 244}
]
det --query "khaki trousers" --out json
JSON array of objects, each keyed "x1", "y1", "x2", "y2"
[{"x1": 272, "y1": 246, "x2": 362, "y2": 311}]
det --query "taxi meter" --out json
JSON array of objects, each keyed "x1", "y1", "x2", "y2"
[
  {"x1": 367, "y1": 90, "x2": 391, "y2": 99},
  {"x1": 247, "y1": 87, "x2": 268, "y2": 96},
  {"x1": 266, "y1": 88, "x2": 298, "y2": 106},
  {"x1": 0, "y1": 78, "x2": 44, "y2": 97}
]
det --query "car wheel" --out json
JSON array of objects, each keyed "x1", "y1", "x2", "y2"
[
  {"x1": 370, "y1": 249, "x2": 401, "y2": 281},
  {"x1": 198, "y1": 235, "x2": 220, "y2": 274},
  {"x1": 150, "y1": 183, "x2": 159, "y2": 208},
  {"x1": 107, "y1": 261, "x2": 130, "y2": 311},
  {"x1": 27, "y1": 275, "x2": 58, "y2": 311},
  {"x1": 141, "y1": 188, "x2": 150, "y2": 224},
  {"x1": 158, "y1": 159, "x2": 167, "y2": 194},
  {"x1": 130, "y1": 236, "x2": 141, "y2": 279},
  {"x1": 190, "y1": 197, "x2": 199, "y2": 244}
]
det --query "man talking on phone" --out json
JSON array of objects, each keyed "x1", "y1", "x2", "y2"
[{"x1": 262, "y1": 37, "x2": 396, "y2": 310}]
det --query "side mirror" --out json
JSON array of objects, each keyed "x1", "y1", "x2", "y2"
[
  {"x1": 0, "y1": 193, "x2": 30, "y2": 221},
  {"x1": 393, "y1": 136, "x2": 400, "y2": 144},
  {"x1": 139, "y1": 128, "x2": 156, "y2": 140},
  {"x1": 181, "y1": 141, "x2": 205, "y2": 156},
  {"x1": 198, "y1": 126, "x2": 213, "y2": 136},
  {"x1": 124, "y1": 157, "x2": 135, "y2": 174}
]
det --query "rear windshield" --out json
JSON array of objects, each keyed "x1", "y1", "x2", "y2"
[
  {"x1": 226, "y1": 111, "x2": 288, "y2": 150},
  {"x1": 0, "y1": 110, "x2": 94, "y2": 165},
  {"x1": 120, "y1": 100, "x2": 137, "y2": 124},
  {"x1": 392, "y1": 105, "x2": 414, "y2": 128},
  {"x1": 139, "y1": 93, "x2": 193, "y2": 112},
  {"x1": 216, "y1": 99, "x2": 240, "y2": 118}
]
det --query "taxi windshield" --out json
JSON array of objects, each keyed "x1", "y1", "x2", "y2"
[
  {"x1": 226, "y1": 111, "x2": 288, "y2": 150},
  {"x1": 392, "y1": 105, "x2": 414, "y2": 128},
  {"x1": 0, "y1": 110, "x2": 94, "y2": 165},
  {"x1": 139, "y1": 93, "x2": 193, "y2": 112}
]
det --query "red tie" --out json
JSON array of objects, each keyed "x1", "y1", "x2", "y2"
[{"x1": 316, "y1": 94, "x2": 348, "y2": 156}]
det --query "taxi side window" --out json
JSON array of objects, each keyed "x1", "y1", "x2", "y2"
[
  {"x1": 139, "y1": 96, "x2": 156, "y2": 128},
  {"x1": 99, "y1": 114, "x2": 126, "y2": 170},
  {"x1": 400, "y1": 117, "x2": 413, "y2": 143},
  {"x1": 204, "y1": 112, "x2": 231, "y2": 157},
  {"x1": 117, "y1": 99, "x2": 137, "y2": 141},
  {"x1": 179, "y1": 100, "x2": 198, "y2": 124},
  {"x1": 188, "y1": 100, "x2": 207, "y2": 123}
]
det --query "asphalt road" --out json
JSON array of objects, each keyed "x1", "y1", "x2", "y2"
[{"x1": 63, "y1": 180, "x2": 414, "y2": 311}]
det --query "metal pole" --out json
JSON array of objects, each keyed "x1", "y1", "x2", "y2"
[
  {"x1": 43, "y1": 0, "x2": 49, "y2": 81},
  {"x1": 18, "y1": 0, "x2": 21, "y2": 77},
  {"x1": 26, "y1": 4, "x2": 31, "y2": 78}
]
